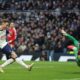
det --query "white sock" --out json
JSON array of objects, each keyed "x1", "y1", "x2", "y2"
[
  {"x1": 1, "y1": 58, "x2": 14, "y2": 68},
  {"x1": 15, "y1": 58, "x2": 28, "y2": 68}
]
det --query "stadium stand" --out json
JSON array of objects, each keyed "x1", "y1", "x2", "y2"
[{"x1": 0, "y1": 0, "x2": 80, "y2": 61}]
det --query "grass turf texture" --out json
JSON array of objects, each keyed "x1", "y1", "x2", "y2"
[{"x1": 0, "y1": 61, "x2": 80, "y2": 80}]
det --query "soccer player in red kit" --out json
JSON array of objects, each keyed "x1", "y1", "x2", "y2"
[
  {"x1": 7, "y1": 22, "x2": 17, "y2": 48},
  {"x1": 7, "y1": 22, "x2": 17, "y2": 59}
]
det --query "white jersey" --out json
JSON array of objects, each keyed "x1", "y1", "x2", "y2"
[{"x1": 0, "y1": 29, "x2": 7, "y2": 49}]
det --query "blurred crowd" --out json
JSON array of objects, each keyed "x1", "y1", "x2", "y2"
[
  {"x1": 0, "y1": 0, "x2": 80, "y2": 61},
  {"x1": 0, "y1": 10, "x2": 79, "y2": 60},
  {"x1": 0, "y1": 0, "x2": 80, "y2": 11}
]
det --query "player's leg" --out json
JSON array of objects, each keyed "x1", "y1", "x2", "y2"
[
  {"x1": 6, "y1": 53, "x2": 10, "y2": 59},
  {"x1": 8, "y1": 45, "x2": 34, "y2": 70},
  {"x1": 5, "y1": 46, "x2": 34, "y2": 70},
  {"x1": 11, "y1": 51, "x2": 34, "y2": 70},
  {"x1": 0, "y1": 45, "x2": 15, "y2": 72},
  {"x1": 0, "y1": 44, "x2": 33, "y2": 72},
  {"x1": 0, "y1": 45, "x2": 17, "y2": 72},
  {"x1": 0, "y1": 58, "x2": 14, "y2": 73}
]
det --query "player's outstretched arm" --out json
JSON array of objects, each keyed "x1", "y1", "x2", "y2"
[{"x1": 61, "y1": 29, "x2": 79, "y2": 48}]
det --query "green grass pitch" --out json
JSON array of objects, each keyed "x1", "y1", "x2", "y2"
[{"x1": 0, "y1": 61, "x2": 80, "y2": 80}]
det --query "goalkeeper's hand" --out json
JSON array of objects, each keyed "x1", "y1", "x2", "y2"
[{"x1": 61, "y1": 29, "x2": 67, "y2": 35}]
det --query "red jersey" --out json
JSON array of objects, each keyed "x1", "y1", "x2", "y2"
[{"x1": 7, "y1": 27, "x2": 17, "y2": 47}]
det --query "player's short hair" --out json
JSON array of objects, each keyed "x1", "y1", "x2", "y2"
[{"x1": 9, "y1": 22, "x2": 15, "y2": 27}]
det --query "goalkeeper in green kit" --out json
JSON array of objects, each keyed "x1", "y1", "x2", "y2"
[{"x1": 61, "y1": 30, "x2": 80, "y2": 66}]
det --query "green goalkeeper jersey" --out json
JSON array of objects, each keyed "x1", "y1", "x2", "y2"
[{"x1": 65, "y1": 33, "x2": 80, "y2": 62}]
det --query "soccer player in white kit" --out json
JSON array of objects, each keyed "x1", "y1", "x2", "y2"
[{"x1": 0, "y1": 20, "x2": 34, "y2": 73}]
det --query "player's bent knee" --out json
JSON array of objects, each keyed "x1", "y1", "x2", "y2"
[{"x1": 11, "y1": 51, "x2": 17, "y2": 59}]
